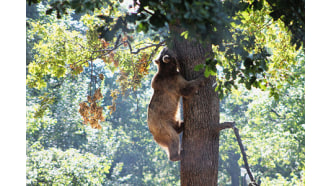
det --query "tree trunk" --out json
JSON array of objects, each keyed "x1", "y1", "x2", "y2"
[
  {"x1": 227, "y1": 151, "x2": 241, "y2": 186},
  {"x1": 170, "y1": 26, "x2": 220, "y2": 186}
]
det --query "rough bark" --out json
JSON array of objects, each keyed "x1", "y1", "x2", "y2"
[{"x1": 170, "y1": 25, "x2": 220, "y2": 186}]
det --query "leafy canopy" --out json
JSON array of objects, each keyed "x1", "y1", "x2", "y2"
[{"x1": 26, "y1": 0, "x2": 304, "y2": 120}]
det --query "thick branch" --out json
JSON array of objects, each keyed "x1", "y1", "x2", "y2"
[{"x1": 217, "y1": 121, "x2": 236, "y2": 131}]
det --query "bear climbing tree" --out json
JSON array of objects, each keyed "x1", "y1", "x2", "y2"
[
  {"x1": 147, "y1": 47, "x2": 206, "y2": 161},
  {"x1": 27, "y1": 0, "x2": 304, "y2": 185}
]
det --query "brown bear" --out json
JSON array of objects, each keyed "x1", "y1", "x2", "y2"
[{"x1": 147, "y1": 47, "x2": 206, "y2": 161}]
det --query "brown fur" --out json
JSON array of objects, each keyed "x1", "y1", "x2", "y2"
[{"x1": 147, "y1": 47, "x2": 205, "y2": 161}]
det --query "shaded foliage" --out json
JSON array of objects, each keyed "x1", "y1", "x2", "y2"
[{"x1": 264, "y1": 0, "x2": 304, "y2": 48}]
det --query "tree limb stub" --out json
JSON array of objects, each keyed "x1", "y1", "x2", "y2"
[
  {"x1": 218, "y1": 121, "x2": 236, "y2": 131},
  {"x1": 218, "y1": 121, "x2": 259, "y2": 186}
]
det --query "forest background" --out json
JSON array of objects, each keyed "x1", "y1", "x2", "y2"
[{"x1": 0, "y1": 0, "x2": 328, "y2": 185}]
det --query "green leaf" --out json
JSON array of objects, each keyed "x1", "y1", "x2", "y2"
[
  {"x1": 204, "y1": 66, "x2": 211, "y2": 78},
  {"x1": 181, "y1": 31, "x2": 189, "y2": 39},
  {"x1": 194, "y1": 64, "x2": 205, "y2": 72},
  {"x1": 136, "y1": 21, "x2": 149, "y2": 33}
]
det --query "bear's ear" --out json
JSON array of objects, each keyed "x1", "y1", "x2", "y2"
[{"x1": 163, "y1": 55, "x2": 171, "y2": 63}]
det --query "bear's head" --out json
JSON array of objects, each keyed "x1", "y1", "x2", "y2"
[{"x1": 154, "y1": 47, "x2": 178, "y2": 74}]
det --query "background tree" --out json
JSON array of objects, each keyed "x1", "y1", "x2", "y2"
[{"x1": 25, "y1": 0, "x2": 305, "y2": 185}]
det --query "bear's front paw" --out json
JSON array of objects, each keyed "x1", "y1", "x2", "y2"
[{"x1": 169, "y1": 154, "x2": 181, "y2": 161}]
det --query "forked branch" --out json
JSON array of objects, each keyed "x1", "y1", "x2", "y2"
[{"x1": 218, "y1": 121, "x2": 259, "y2": 186}]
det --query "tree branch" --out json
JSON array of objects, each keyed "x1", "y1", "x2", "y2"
[
  {"x1": 142, "y1": 8, "x2": 154, "y2": 16},
  {"x1": 217, "y1": 121, "x2": 259, "y2": 186},
  {"x1": 232, "y1": 126, "x2": 258, "y2": 186},
  {"x1": 147, "y1": 41, "x2": 164, "y2": 62},
  {"x1": 270, "y1": 108, "x2": 281, "y2": 118},
  {"x1": 217, "y1": 121, "x2": 236, "y2": 131},
  {"x1": 73, "y1": 40, "x2": 165, "y2": 68},
  {"x1": 127, "y1": 40, "x2": 165, "y2": 54}
]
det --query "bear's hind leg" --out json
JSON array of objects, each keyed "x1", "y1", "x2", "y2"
[{"x1": 168, "y1": 131, "x2": 181, "y2": 161}]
